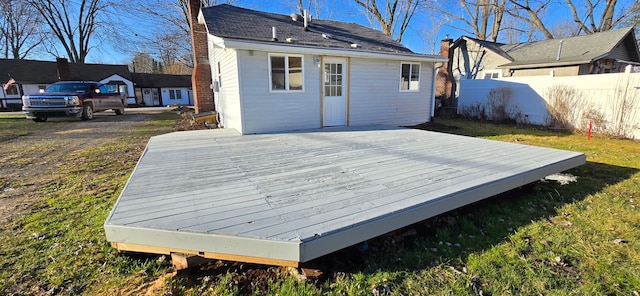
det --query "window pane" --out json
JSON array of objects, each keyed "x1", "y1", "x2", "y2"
[
  {"x1": 336, "y1": 85, "x2": 342, "y2": 96},
  {"x1": 289, "y1": 69, "x2": 302, "y2": 90},
  {"x1": 271, "y1": 56, "x2": 286, "y2": 90},
  {"x1": 410, "y1": 64, "x2": 420, "y2": 90},
  {"x1": 5, "y1": 85, "x2": 18, "y2": 95},
  {"x1": 288, "y1": 57, "x2": 302, "y2": 90},
  {"x1": 401, "y1": 64, "x2": 410, "y2": 90},
  {"x1": 411, "y1": 64, "x2": 420, "y2": 81},
  {"x1": 169, "y1": 90, "x2": 175, "y2": 100},
  {"x1": 176, "y1": 90, "x2": 182, "y2": 100}
]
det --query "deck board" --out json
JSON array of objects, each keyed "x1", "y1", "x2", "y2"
[{"x1": 105, "y1": 126, "x2": 585, "y2": 265}]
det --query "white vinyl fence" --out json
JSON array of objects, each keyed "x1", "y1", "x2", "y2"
[{"x1": 458, "y1": 66, "x2": 640, "y2": 139}]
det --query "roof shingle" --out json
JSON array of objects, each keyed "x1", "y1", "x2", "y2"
[{"x1": 201, "y1": 4, "x2": 413, "y2": 54}]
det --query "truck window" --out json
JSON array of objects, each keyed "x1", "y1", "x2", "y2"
[
  {"x1": 46, "y1": 83, "x2": 90, "y2": 93},
  {"x1": 100, "y1": 84, "x2": 119, "y2": 94}
]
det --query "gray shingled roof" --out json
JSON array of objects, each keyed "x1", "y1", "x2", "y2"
[
  {"x1": 131, "y1": 73, "x2": 192, "y2": 88},
  {"x1": 498, "y1": 27, "x2": 638, "y2": 68},
  {"x1": 0, "y1": 59, "x2": 131, "y2": 84},
  {"x1": 0, "y1": 59, "x2": 60, "y2": 84},
  {"x1": 201, "y1": 4, "x2": 413, "y2": 54}
]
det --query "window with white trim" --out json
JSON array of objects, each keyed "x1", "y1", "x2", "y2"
[
  {"x1": 400, "y1": 63, "x2": 420, "y2": 91},
  {"x1": 169, "y1": 89, "x2": 182, "y2": 100},
  {"x1": 269, "y1": 54, "x2": 303, "y2": 91}
]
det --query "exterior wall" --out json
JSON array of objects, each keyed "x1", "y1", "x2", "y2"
[
  {"x1": 210, "y1": 41, "x2": 438, "y2": 134},
  {"x1": 510, "y1": 65, "x2": 580, "y2": 77},
  {"x1": 609, "y1": 42, "x2": 632, "y2": 61},
  {"x1": 22, "y1": 84, "x2": 48, "y2": 95},
  {"x1": 100, "y1": 74, "x2": 135, "y2": 105},
  {"x1": 160, "y1": 87, "x2": 192, "y2": 106},
  {"x1": 211, "y1": 44, "x2": 242, "y2": 132},
  {"x1": 451, "y1": 41, "x2": 509, "y2": 80},
  {"x1": 350, "y1": 58, "x2": 433, "y2": 126},
  {"x1": 235, "y1": 49, "x2": 321, "y2": 134},
  {"x1": 458, "y1": 69, "x2": 640, "y2": 139}
]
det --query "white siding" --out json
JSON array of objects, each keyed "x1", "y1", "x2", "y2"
[
  {"x1": 349, "y1": 59, "x2": 432, "y2": 126},
  {"x1": 236, "y1": 50, "x2": 321, "y2": 134},
  {"x1": 22, "y1": 84, "x2": 47, "y2": 95},
  {"x1": 100, "y1": 74, "x2": 135, "y2": 105},
  {"x1": 211, "y1": 43, "x2": 242, "y2": 132}
]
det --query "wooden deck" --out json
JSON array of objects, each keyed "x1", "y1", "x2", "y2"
[{"x1": 104, "y1": 126, "x2": 585, "y2": 266}]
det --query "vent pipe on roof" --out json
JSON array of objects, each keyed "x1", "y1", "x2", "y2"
[
  {"x1": 272, "y1": 27, "x2": 278, "y2": 42},
  {"x1": 303, "y1": 10, "x2": 308, "y2": 31},
  {"x1": 556, "y1": 40, "x2": 564, "y2": 61}
]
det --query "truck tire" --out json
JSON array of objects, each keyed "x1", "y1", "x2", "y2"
[
  {"x1": 81, "y1": 103, "x2": 94, "y2": 120},
  {"x1": 33, "y1": 117, "x2": 47, "y2": 122},
  {"x1": 114, "y1": 106, "x2": 125, "y2": 115}
]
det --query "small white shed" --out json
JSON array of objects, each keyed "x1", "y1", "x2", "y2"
[{"x1": 199, "y1": 4, "x2": 447, "y2": 134}]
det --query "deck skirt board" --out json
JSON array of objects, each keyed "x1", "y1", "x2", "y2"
[{"x1": 105, "y1": 126, "x2": 585, "y2": 265}]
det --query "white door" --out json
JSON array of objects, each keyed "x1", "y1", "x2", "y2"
[{"x1": 323, "y1": 58, "x2": 347, "y2": 127}]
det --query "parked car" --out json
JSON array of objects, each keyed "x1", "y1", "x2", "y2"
[{"x1": 22, "y1": 81, "x2": 126, "y2": 122}]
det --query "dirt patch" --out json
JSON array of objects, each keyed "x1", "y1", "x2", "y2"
[{"x1": 0, "y1": 109, "x2": 165, "y2": 225}]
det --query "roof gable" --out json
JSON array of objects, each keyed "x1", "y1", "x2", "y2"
[{"x1": 201, "y1": 4, "x2": 413, "y2": 54}]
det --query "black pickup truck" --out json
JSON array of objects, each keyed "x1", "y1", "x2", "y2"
[{"x1": 22, "y1": 81, "x2": 126, "y2": 122}]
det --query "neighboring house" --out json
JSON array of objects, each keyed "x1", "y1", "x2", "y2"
[
  {"x1": 0, "y1": 58, "x2": 135, "y2": 109},
  {"x1": 196, "y1": 4, "x2": 446, "y2": 134},
  {"x1": 130, "y1": 73, "x2": 193, "y2": 106},
  {"x1": 437, "y1": 27, "x2": 640, "y2": 101}
]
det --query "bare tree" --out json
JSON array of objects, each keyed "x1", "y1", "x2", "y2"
[
  {"x1": 28, "y1": 0, "x2": 111, "y2": 63},
  {"x1": 285, "y1": 0, "x2": 340, "y2": 20},
  {"x1": 353, "y1": 0, "x2": 422, "y2": 42},
  {"x1": 127, "y1": 0, "x2": 232, "y2": 72},
  {"x1": 509, "y1": 0, "x2": 634, "y2": 39},
  {"x1": 426, "y1": 0, "x2": 507, "y2": 42},
  {"x1": 507, "y1": 0, "x2": 554, "y2": 39},
  {"x1": 0, "y1": 0, "x2": 43, "y2": 59}
]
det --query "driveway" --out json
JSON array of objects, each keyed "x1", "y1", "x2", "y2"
[{"x1": 0, "y1": 107, "x2": 171, "y2": 225}]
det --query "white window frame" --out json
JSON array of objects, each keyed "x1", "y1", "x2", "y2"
[
  {"x1": 268, "y1": 53, "x2": 304, "y2": 92},
  {"x1": 482, "y1": 70, "x2": 502, "y2": 79},
  {"x1": 400, "y1": 62, "x2": 420, "y2": 91}
]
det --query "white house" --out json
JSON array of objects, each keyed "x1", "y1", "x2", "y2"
[
  {"x1": 197, "y1": 4, "x2": 446, "y2": 134},
  {"x1": 130, "y1": 73, "x2": 193, "y2": 106}
]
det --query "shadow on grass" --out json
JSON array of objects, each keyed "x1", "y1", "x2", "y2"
[
  {"x1": 408, "y1": 119, "x2": 574, "y2": 139},
  {"x1": 307, "y1": 160, "x2": 637, "y2": 275}
]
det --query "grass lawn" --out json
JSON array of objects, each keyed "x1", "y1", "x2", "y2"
[{"x1": 0, "y1": 115, "x2": 638, "y2": 295}]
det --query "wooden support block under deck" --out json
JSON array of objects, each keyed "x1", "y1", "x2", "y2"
[{"x1": 111, "y1": 242, "x2": 300, "y2": 268}]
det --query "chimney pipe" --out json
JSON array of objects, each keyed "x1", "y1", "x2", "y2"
[
  {"x1": 303, "y1": 10, "x2": 308, "y2": 31},
  {"x1": 556, "y1": 40, "x2": 564, "y2": 61},
  {"x1": 272, "y1": 27, "x2": 278, "y2": 41},
  {"x1": 56, "y1": 58, "x2": 70, "y2": 81}
]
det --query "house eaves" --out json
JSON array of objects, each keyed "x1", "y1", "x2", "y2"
[
  {"x1": 496, "y1": 59, "x2": 591, "y2": 69},
  {"x1": 211, "y1": 36, "x2": 447, "y2": 63},
  {"x1": 455, "y1": 36, "x2": 513, "y2": 63}
]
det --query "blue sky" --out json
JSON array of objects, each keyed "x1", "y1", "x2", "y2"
[{"x1": 87, "y1": 0, "x2": 636, "y2": 64}]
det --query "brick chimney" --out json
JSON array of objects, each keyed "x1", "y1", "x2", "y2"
[
  {"x1": 188, "y1": 0, "x2": 214, "y2": 113},
  {"x1": 435, "y1": 37, "x2": 454, "y2": 105},
  {"x1": 56, "y1": 58, "x2": 71, "y2": 81}
]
